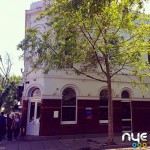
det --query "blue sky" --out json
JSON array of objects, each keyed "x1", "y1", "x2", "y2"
[{"x1": 0, "y1": 0, "x2": 150, "y2": 76}]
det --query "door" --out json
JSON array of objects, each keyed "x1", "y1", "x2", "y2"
[
  {"x1": 26, "y1": 101, "x2": 41, "y2": 135},
  {"x1": 122, "y1": 101, "x2": 132, "y2": 132}
]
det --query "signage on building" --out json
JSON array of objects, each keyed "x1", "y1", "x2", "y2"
[
  {"x1": 122, "y1": 132, "x2": 148, "y2": 148},
  {"x1": 85, "y1": 107, "x2": 93, "y2": 120}
]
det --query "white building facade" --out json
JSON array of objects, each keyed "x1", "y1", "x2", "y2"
[{"x1": 21, "y1": 1, "x2": 150, "y2": 136}]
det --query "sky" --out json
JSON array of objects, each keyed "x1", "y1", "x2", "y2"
[
  {"x1": 0, "y1": 0, "x2": 150, "y2": 76},
  {"x1": 0, "y1": 0, "x2": 39, "y2": 76}
]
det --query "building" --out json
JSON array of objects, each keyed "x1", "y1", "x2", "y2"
[{"x1": 21, "y1": 1, "x2": 150, "y2": 136}]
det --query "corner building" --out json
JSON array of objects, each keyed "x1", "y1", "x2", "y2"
[{"x1": 21, "y1": 1, "x2": 150, "y2": 136}]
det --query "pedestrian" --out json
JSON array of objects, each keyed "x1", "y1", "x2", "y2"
[
  {"x1": 6, "y1": 114, "x2": 14, "y2": 141},
  {"x1": 0, "y1": 112, "x2": 6, "y2": 141},
  {"x1": 12, "y1": 113, "x2": 21, "y2": 141}
]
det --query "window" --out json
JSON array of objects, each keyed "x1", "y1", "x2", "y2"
[
  {"x1": 29, "y1": 102, "x2": 35, "y2": 122},
  {"x1": 122, "y1": 102, "x2": 131, "y2": 119},
  {"x1": 121, "y1": 102, "x2": 132, "y2": 131},
  {"x1": 29, "y1": 102, "x2": 41, "y2": 122},
  {"x1": 31, "y1": 88, "x2": 41, "y2": 97},
  {"x1": 61, "y1": 88, "x2": 76, "y2": 124},
  {"x1": 99, "y1": 89, "x2": 108, "y2": 124},
  {"x1": 36, "y1": 102, "x2": 41, "y2": 119},
  {"x1": 121, "y1": 90, "x2": 132, "y2": 131},
  {"x1": 121, "y1": 90, "x2": 130, "y2": 98}
]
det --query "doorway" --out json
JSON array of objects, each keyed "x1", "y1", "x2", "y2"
[{"x1": 26, "y1": 100, "x2": 41, "y2": 135}]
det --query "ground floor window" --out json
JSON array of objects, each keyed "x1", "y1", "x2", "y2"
[
  {"x1": 99, "y1": 89, "x2": 108, "y2": 124},
  {"x1": 62, "y1": 107, "x2": 76, "y2": 121},
  {"x1": 121, "y1": 90, "x2": 132, "y2": 132},
  {"x1": 61, "y1": 88, "x2": 76, "y2": 124},
  {"x1": 122, "y1": 101, "x2": 132, "y2": 132}
]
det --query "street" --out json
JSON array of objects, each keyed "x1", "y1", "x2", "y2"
[{"x1": 0, "y1": 134, "x2": 149, "y2": 150}]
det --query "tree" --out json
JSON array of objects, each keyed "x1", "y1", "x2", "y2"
[
  {"x1": 0, "y1": 54, "x2": 12, "y2": 108},
  {"x1": 2, "y1": 75, "x2": 22, "y2": 114},
  {"x1": 0, "y1": 54, "x2": 22, "y2": 112},
  {"x1": 18, "y1": 0, "x2": 150, "y2": 144}
]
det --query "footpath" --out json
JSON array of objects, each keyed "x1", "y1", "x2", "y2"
[{"x1": 0, "y1": 134, "x2": 150, "y2": 150}]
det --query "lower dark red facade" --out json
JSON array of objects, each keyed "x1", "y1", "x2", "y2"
[
  {"x1": 32, "y1": 99, "x2": 150, "y2": 136},
  {"x1": 21, "y1": 100, "x2": 28, "y2": 136}
]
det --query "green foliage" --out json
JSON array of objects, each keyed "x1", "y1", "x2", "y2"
[
  {"x1": 19, "y1": 0, "x2": 150, "y2": 83},
  {"x1": 0, "y1": 75, "x2": 22, "y2": 113},
  {"x1": 18, "y1": 0, "x2": 150, "y2": 144}
]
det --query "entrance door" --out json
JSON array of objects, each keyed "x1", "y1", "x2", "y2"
[
  {"x1": 26, "y1": 101, "x2": 41, "y2": 135},
  {"x1": 122, "y1": 101, "x2": 132, "y2": 132}
]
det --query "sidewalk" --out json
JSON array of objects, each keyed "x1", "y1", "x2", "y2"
[{"x1": 0, "y1": 134, "x2": 149, "y2": 150}]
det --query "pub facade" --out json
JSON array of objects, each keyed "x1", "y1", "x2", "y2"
[{"x1": 21, "y1": 1, "x2": 150, "y2": 136}]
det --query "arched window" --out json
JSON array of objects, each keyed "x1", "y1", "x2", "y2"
[
  {"x1": 121, "y1": 90, "x2": 132, "y2": 131},
  {"x1": 121, "y1": 90, "x2": 130, "y2": 98},
  {"x1": 99, "y1": 89, "x2": 108, "y2": 123},
  {"x1": 31, "y1": 88, "x2": 41, "y2": 97},
  {"x1": 61, "y1": 88, "x2": 76, "y2": 124}
]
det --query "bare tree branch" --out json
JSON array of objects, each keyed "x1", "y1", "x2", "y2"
[
  {"x1": 73, "y1": 66, "x2": 107, "y2": 82},
  {"x1": 0, "y1": 54, "x2": 12, "y2": 86},
  {"x1": 111, "y1": 59, "x2": 127, "y2": 77},
  {"x1": 80, "y1": 26, "x2": 95, "y2": 49},
  {"x1": 94, "y1": 51, "x2": 107, "y2": 75}
]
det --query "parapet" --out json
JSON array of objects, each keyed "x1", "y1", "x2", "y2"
[{"x1": 30, "y1": 1, "x2": 45, "y2": 10}]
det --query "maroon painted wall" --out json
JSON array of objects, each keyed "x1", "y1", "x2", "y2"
[
  {"x1": 23, "y1": 98, "x2": 150, "y2": 136},
  {"x1": 77, "y1": 100, "x2": 107, "y2": 134},
  {"x1": 40, "y1": 99, "x2": 61, "y2": 135},
  {"x1": 39, "y1": 99, "x2": 122, "y2": 136},
  {"x1": 18, "y1": 85, "x2": 24, "y2": 101},
  {"x1": 21, "y1": 100, "x2": 28, "y2": 136},
  {"x1": 113, "y1": 101, "x2": 122, "y2": 133},
  {"x1": 132, "y1": 101, "x2": 150, "y2": 132}
]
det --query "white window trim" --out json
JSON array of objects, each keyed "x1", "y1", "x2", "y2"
[
  {"x1": 61, "y1": 105, "x2": 77, "y2": 124},
  {"x1": 61, "y1": 121, "x2": 77, "y2": 125},
  {"x1": 99, "y1": 89, "x2": 109, "y2": 124},
  {"x1": 122, "y1": 130, "x2": 132, "y2": 133},
  {"x1": 122, "y1": 119, "x2": 131, "y2": 121},
  {"x1": 99, "y1": 120, "x2": 108, "y2": 124},
  {"x1": 99, "y1": 106, "x2": 108, "y2": 108},
  {"x1": 61, "y1": 88, "x2": 77, "y2": 124},
  {"x1": 99, "y1": 106, "x2": 108, "y2": 124},
  {"x1": 121, "y1": 101, "x2": 132, "y2": 132}
]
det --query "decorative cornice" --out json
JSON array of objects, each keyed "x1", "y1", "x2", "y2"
[{"x1": 41, "y1": 95, "x2": 62, "y2": 99}]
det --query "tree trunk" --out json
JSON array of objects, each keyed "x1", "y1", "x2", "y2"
[
  {"x1": 105, "y1": 56, "x2": 114, "y2": 145},
  {"x1": 107, "y1": 76, "x2": 114, "y2": 145}
]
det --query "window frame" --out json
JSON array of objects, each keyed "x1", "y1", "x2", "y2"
[
  {"x1": 99, "y1": 89, "x2": 108, "y2": 124},
  {"x1": 121, "y1": 90, "x2": 132, "y2": 132},
  {"x1": 61, "y1": 88, "x2": 77, "y2": 124},
  {"x1": 121, "y1": 90, "x2": 130, "y2": 99},
  {"x1": 31, "y1": 88, "x2": 41, "y2": 97}
]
